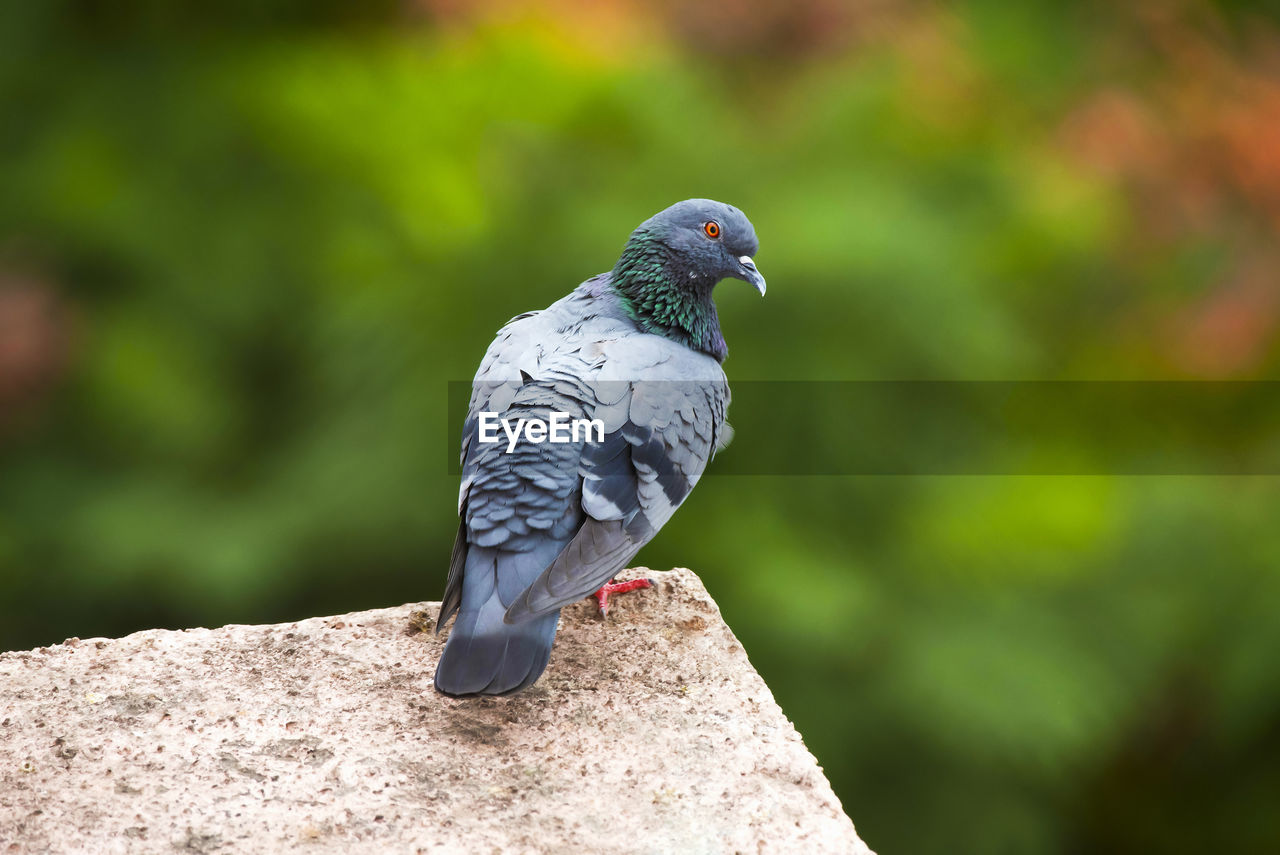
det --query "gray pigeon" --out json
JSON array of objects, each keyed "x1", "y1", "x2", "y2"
[{"x1": 434, "y1": 199, "x2": 764, "y2": 696}]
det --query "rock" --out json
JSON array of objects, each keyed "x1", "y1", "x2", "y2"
[{"x1": 0, "y1": 568, "x2": 873, "y2": 854}]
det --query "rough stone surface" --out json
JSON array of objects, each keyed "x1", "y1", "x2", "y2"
[{"x1": 0, "y1": 568, "x2": 872, "y2": 854}]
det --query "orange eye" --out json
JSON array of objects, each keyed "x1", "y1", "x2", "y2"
[{"x1": 703, "y1": 221, "x2": 721, "y2": 239}]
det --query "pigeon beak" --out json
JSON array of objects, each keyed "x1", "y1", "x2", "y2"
[{"x1": 737, "y1": 256, "x2": 766, "y2": 296}]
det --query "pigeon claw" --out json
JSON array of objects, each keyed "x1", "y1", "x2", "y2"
[{"x1": 591, "y1": 578, "x2": 655, "y2": 618}]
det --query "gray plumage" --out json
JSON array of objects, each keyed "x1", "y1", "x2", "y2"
[{"x1": 434, "y1": 199, "x2": 764, "y2": 696}]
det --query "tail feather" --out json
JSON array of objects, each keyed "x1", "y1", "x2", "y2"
[
  {"x1": 435, "y1": 597, "x2": 559, "y2": 696},
  {"x1": 434, "y1": 544, "x2": 563, "y2": 697}
]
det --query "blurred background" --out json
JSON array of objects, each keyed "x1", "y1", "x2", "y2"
[{"x1": 3, "y1": 1, "x2": 1280, "y2": 852}]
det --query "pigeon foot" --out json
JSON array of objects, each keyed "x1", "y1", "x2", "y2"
[{"x1": 590, "y1": 578, "x2": 654, "y2": 618}]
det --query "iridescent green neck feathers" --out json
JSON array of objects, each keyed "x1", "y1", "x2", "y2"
[{"x1": 610, "y1": 227, "x2": 728, "y2": 362}]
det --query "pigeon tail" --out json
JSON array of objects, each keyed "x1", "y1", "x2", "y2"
[
  {"x1": 434, "y1": 600, "x2": 560, "y2": 696},
  {"x1": 434, "y1": 545, "x2": 563, "y2": 696}
]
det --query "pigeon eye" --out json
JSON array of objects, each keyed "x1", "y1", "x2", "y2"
[{"x1": 703, "y1": 221, "x2": 721, "y2": 239}]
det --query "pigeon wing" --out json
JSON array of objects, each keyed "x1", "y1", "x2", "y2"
[{"x1": 503, "y1": 348, "x2": 729, "y2": 622}]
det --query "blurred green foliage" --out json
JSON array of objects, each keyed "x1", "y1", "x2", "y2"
[{"x1": 3, "y1": 2, "x2": 1280, "y2": 852}]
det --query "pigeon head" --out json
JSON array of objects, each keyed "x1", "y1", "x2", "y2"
[
  {"x1": 632, "y1": 199, "x2": 766, "y2": 296},
  {"x1": 610, "y1": 199, "x2": 764, "y2": 362}
]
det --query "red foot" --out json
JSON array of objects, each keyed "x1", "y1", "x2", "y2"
[{"x1": 590, "y1": 578, "x2": 654, "y2": 617}]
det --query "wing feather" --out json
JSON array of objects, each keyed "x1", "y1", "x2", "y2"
[{"x1": 504, "y1": 374, "x2": 728, "y2": 622}]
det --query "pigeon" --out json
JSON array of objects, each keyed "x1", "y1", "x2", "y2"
[{"x1": 433, "y1": 199, "x2": 765, "y2": 696}]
